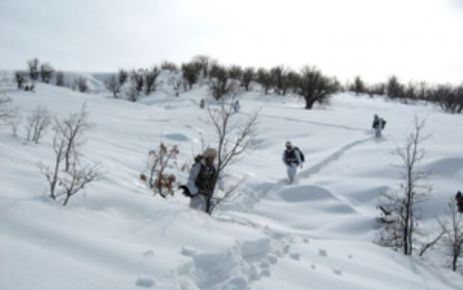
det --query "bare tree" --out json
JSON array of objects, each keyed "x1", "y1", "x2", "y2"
[
  {"x1": 0, "y1": 97, "x2": 15, "y2": 123},
  {"x1": 167, "y1": 75, "x2": 183, "y2": 97},
  {"x1": 296, "y1": 66, "x2": 339, "y2": 110},
  {"x1": 38, "y1": 122, "x2": 67, "y2": 200},
  {"x1": 434, "y1": 84, "x2": 463, "y2": 114},
  {"x1": 144, "y1": 67, "x2": 160, "y2": 95},
  {"x1": 141, "y1": 143, "x2": 179, "y2": 198},
  {"x1": 56, "y1": 103, "x2": 92, "y2": 172},
  {"x1": 351, "y1": 76, "x2": 366, "y2": 96},
  {"x1": 73, "y1": 77, "x2": 88, "y2": 93},
  {"x1": 204, "y1": 95, "x2": 259, "y2": 214},
  {"x1": 118, "y1": 69, "x2": 128, "y2": 85},
  {"x1": 40, "y1": 62, "x2": 55, "y2": 83},
  {"x1": 61, "y1": 161, "x2": 102, "y2": 206},
  {"x1": 376, "y1": 117, "x2": 431, "y2": 255},
  {"x1": 191, "y1": 55, "x2": 213, "y2": 78},
  {"x1": 38, "y1": 107, "x2": 99, "y2": 205},
  {"x1": 256, "y1": 68, "x2": 272, "y2": 95},
  {"x1": 105, "y1": 75, "x2": 121, "y2": 98},
  {"x1": 131, "y1": 70, "x2": 144, "y2": 95},
  {"x1": 228, "y1": 65, "x2": 243, "y2": 80},
  {"x1": 25, "y1": 106, "x2": 52, "y2": 143},
  {"x1": 181, "y1": 63, "x2": 201, "y2": 90},
  {"x1": 368, "y1": 83, "x2": 386, "y2": 97},
  {"x1": 209, "y1": 65, "x2": 239, "y2": 100},
  {"x1": 14, "y1": 71, "x2": 27, "y2": 89},
  {"x1": 126, "y1": 85, "x2": 138, "y2": 102},
  {"x1": 438, "y1": 198, "x2": 463, "y2": 272},
  {"x1": 386, "y1": 75, "x2": 405, "y2": 99},
  {"x1": 161, "y1": 61, "x2": 178, "y2": 72},
  {"x1": 241, "y1": 67, "x2": 254, "y2": 91},
  {"x1": 55, "y1": 71, "x2": 65, "y2": 87},
  {"x1": 6, "y1": 107, "x2": 21, "y2": 137},
  {"x1": 270, "y1": 65, "x2": 290, "y2": 96},
  {"x1": 27, "y1": 58, "x2": 40, "y2": 81}
]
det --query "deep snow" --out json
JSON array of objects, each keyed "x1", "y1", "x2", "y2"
[{"x1": 1, "y1": 75, "x2": 463, "y2": 290}]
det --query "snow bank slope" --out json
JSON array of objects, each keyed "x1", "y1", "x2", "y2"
[{"x1": 1, "y1": 82, "x2": 462, "y2": 290}]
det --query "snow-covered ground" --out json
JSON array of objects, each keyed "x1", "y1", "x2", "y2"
[{"x1": 1, "y1": 76, "x2": 463, "y2": 290}]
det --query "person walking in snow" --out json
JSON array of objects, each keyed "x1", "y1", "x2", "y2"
[
  {"x1": 179, "y1": 148, "x2": 217, "y2": 212},
  {"x1": 233, "y1": 99, "x2": 240, "y2": 113},
  {"x1": 372, "y1": 114, "x2": 386, "y2": 138},
  {"x1": 456, "y1": 191, "x2": 463, "y2": 213},
  {"x1": 282, "y1": 141, "x2": 304, "y2": 184},
  {"x1": 199, "y1": 98, "x2": 205, "y2": 109}
]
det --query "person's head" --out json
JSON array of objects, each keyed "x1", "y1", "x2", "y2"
[
  {"x1": 203, "y1": 148, "x2": 217, "y2": 165},
  {"x1": 285, "y1": 141, "x2": 293, "y2": 150},
  {"x1": 374, "y1": 114, "x2": 379, "y2": 119}
]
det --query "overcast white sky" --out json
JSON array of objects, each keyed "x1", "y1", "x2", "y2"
[{"x1": 1, "y1": 0, "x2": 462, "y2": 84}]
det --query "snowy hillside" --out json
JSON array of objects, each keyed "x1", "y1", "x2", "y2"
[{"x1": 1, "y1": 77, "x2": 463, "y2": 290}]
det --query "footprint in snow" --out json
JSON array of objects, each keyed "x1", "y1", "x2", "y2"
[
  {"x1": 136, "y1": 278, "x2": 156, "y2": 288},
  {"x1": 289, "y1": 253, "x2": 301, "y2": 261},
  {"x1": 180, "y1": 246, "x2": 196, "y2": 257},
  {"x1": 318, "y1": 249, "x2": 328, "y2": 257},
  {"x1": 333, "y1": 269, "x2": 343, "y2": 276},
  {"x1": 143, "y1": 250, "x2": 155, "y2": 257},
  {"x1": 283, "y1": 245, "x2": 291, "y2": 254}
]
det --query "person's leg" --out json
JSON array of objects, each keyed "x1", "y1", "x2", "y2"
[
  {"x1": 189, "y1": 195, "x2": 206, "y2": 211},
  {"x1": 287, "y1": 165, "x2": 296, "y2": 183}
]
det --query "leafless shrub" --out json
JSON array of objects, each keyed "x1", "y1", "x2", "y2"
[
  {"x1": 161, "y1": 61, "x2": 178, "y2": 72},
  {"x1": 60, "y1": 161, "x2": 102, "y2": 206},
  {"x1": 55, "y1": 103, "x2": 92, "y2": 172},
  {"x1": 126, "y1": 85, "x2": 138, "y2": 102},
  {"x1": 6, "y1": 108, "x2": 21, "y2": 137},
  {"x1": 38, "y1": 107, "x2": 100, "y2": 205},
  {"x1": 14, "y1": 71, "x2": 27, "y2": 89},
  {"x1": 144, "y1": 67, "x2": 160, "y2": 95},
  {"x1": 73, "y1": 77, "x2": 88, "y2": 93},
  {"x1": 181, "y1": 63, "x2": 201, "y2": 90},
  {"x1": 0, "y1": 97, "x2": 15, "y2": 123},
  {"x1": 27, "y1": 58, "x2": 40, "y2": 81},
  {"x1": 350, "y1": 76, "x2": 367, "y2": 96},
  {"x1": 386, "y1": 75, "x2": 405, "y2": 99},
  {"x1": 105, "y1": 75, "x2": 121, "y2": 98},
  {"x1": 167, "y1": 75, "x2": 183, "y2": 97},
  {"x1": 376, "y1": 117, "x2": 431, "y2": 255},
  {"x1": 204, "y1": 95, "x2": 259, "y2": 214},
  {"x1": 118, "y1": 69, "x2": 129, "y2": 85},
  {"x1": 191, "y1": 55, "x2": 214, "y2": 78},
  {"x1": 270, "y1": 65, "x2": 290, "y2": 96},
  {"x1": 296, "y1": 66, "x2": 339, "y2": 110},
  {"x1": 55, "y1": 71, "x2": 65, "y2": 87},
  {"x1": 141, "y1": 143, "x2": 179, "y2": 198},
  {"x1": 40, "y1": 62, "x2": 55, "y2": 83},
  {"x1": 228, "y1": 65, "x2": 243, "y2": 80},
  {"x1": 209, "y1": 65, "x2": 240, "y2": 100},
  {"x1": 435, "y1": 84, "x2": 463, "y2": 114},
  {"x1": 131, "y1": 70, "x2": 144, "y2": 95},
  {"x1": 241, "y1": 67, "x2": 254, "y2": 91},
  {"x1": 38, "y1": 122, "x2": 67, "y2": 200},
  {"x1": 438, "y1": 198, "x2": 463, "y2": 272},
  {"x1": 255, "y1": 68, "x2": 272, "y2": 95},
  {"x1": 25, "y1": 106, "x2": 52, "y2": 143}
]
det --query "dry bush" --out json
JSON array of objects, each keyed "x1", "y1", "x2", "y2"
[
  {"x1": 25, "y1": 106, "x2": 52, "y2": 143},
  {"x1": 141, "y1": 143, "x2": 179, "y2": 198}
]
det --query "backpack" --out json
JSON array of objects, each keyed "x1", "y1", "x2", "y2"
[
  {"x1": 381, "y1": 119, "x2": 387, "y2": 129},
  {"x1": 295, "y1": 147, "x2": 305, "y2": 163}
]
